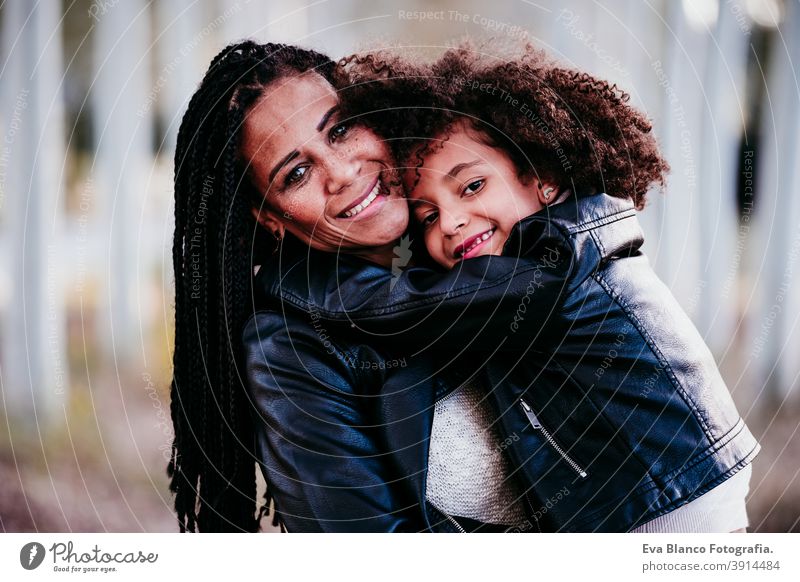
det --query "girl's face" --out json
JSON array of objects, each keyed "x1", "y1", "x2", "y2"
[
  {"x1": 241, "y1": 72, "x2": 408, "y2": 259},
  {"x1": 408, "y1": 124, "x2": 545, "y2": 269}
]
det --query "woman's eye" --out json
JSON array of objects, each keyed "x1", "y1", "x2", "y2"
[
  {"x1": 420, "y1": 211, "x2": 439, "y2": 227},
  {"x1": 462, "y1": 179, "x2": 484, "y2": 196},
  {"x1": 285, "y1": 165, "x2": 308, "y2": 186},
  {"x1": 329, "y1": 122, "x2": 350, "y2": 142}
]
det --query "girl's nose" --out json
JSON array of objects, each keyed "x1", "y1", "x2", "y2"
[{"x1": 439, "y1": 208, "x2": 468, "y2": 236}]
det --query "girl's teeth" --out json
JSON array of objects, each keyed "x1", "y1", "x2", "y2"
[
  {"x1": 462, "y1": 229, "x2": 494, "y2": 256},
  {"x1": 344, "y1": 182, "x2": 380, "y2": 217}
]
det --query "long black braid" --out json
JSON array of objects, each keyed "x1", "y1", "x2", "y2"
[{"x1": 168, "y1": 40, "x2": 337, "y2": 532}]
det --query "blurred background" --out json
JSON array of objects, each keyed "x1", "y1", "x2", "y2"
[{"x1": 0, "y1": 0, "x2": 798, "y2": 533}]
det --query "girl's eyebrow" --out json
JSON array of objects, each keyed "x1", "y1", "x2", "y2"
[
  {"x1": 408, "y1": 197, "x2": 432, "y2": 209},
  {"x1": 408, "y1": 158, "x2": 485, "y2": 206},
  {"x1": 446, "y1": 159, "x2": 483, "y2": 180}
]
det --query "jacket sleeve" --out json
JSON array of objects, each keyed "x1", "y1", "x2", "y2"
[
  {"x1": 269, "y1": 217, "x2": 575, "y2": 351},
  {"x1": 242, "y1": 310, "x2": 426, "y2": 532}
]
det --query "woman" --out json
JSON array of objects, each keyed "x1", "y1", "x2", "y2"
[{"x1": 168, "y1": 40, "x2": 404, "y2": 532}]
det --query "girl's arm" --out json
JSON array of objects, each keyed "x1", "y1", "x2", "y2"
[
  {"x1": 242, "y1": 310, "x2": 427, "y2": 532},
  {"x1": 265, "y1": 216, "x2": 575, "y2": 352}
]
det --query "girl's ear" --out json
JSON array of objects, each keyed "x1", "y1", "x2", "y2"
[
  {"x1": 250, "y1": 206, "x2": 286, "y2": 240},
  {"x1": 535, "y1": 180, "x2": 561, "y2": 206}
]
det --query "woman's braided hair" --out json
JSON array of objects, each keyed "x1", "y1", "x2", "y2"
[
  {"x1": 338, "y1": 43, "x2": 669, "y2": 209},
  {"x1": 168, "y1": 40, "x2": 336, "y2": 532}
]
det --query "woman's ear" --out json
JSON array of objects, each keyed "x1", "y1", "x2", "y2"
[{"x1": 251, "y1": 206, "x2": 285, "y2": 240}]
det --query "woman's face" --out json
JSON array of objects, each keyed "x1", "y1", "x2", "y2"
[
  {"x1": 407, "y1": 123, "x2": 545, "y2": 269},
  {"x1": 241, "y1": 72, "x2": 408, "y2": 257}
]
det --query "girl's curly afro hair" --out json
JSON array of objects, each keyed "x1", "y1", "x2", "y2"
[{"x1": 337, "y1": 43, "x2": 669, "y2": 210}]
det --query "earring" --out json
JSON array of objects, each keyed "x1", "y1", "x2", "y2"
[
  {"x1": 543, "y1": 187, "x2": 554, "y2": 200},
  {"x1": 270, "y1": 231, "x2": 283, "y2": 255}
]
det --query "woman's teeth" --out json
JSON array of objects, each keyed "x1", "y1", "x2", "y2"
[
  {"x1": 343, "y1": 181, "x2": 381, "y2": 218},
  {"x1": 461, "y1": 229, "x2": 494, "y2": 257}
]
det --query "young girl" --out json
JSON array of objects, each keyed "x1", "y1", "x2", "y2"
[
  {"x1": 267, "y1": 44, "x2": 760, "y2": 531},
  {"x1": 404, "y1": 119, "x2": 754, "y2": 533}
]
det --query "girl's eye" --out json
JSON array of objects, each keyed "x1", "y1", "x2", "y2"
[
  {"x1": 420, "y1": 211, "x2": 439, "y2": 228},
  {"x1": 285, "y1": 165, "x2": 309, "y2": 186},
  {"x1": 329, "y1": 122, "x2": 350, "y2": 142},
  {"x1": 462, "y1": 179, "x2": 484, "y2": 196}
]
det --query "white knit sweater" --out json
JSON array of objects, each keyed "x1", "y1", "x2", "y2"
[{"x1": 425, "y1": 378, "x2": 529, "y2": 526}]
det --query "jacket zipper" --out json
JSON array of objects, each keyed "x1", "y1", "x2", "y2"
[
  {"x1": 520, "y1": 491, "x2": 542, "y2": 532},
  {"x1": 428, "y1": 499, "x2": 467, "y2": 533},
  {"x1": 519, "y1": 398, "x2": 588, "y2": 478},
  {"x1": 442, "y1": 509, "x2": 467, "y2": 533}
]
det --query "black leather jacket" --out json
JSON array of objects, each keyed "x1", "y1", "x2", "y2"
[{"x1": 243, "y1": 190, "x2": 759, "y2": 532}]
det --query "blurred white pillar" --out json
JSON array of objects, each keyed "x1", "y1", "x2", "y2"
[
  {"x1": 218, "y1": 1, "x2": 312, "y2": 60},
  {"x1": 154, "y1": 0, "x2": 208, "y2": 155},
  {"x1": 221, "y1": 0, "x2": 269, "y2": 44},
  {"x1": 626, "y1": 0, "x2": 669, "y2": 255},
  {"x1": 694, "y1": 4, "x2": 750, "y2": 354},
  {"x1": 545, "y1": 0, "x2": 588, "y2": 64},
  {"x1": 0, "y1": 0, "x2": 67, "y2": 428},
  {"x1": 748, "y1": 1, "x2": 800, "y2": 402},
  {"x1": 650, "y1": 0, "x2": 705, "y2": 310},
  {"x1": 323, "y1": 0, "x2": 394, "y2": 58},
  {"x1": 91, "y1": 0, "x2": 152, "y2": 365}
]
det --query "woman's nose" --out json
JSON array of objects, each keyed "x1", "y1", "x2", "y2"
[{"x1": 324, "y1": 153, "x2": 360, "y2": 194}]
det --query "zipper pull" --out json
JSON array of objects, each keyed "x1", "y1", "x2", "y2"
[
  {"x1": 520, "y1": 398, "x2": 588, "y2": 479},
  {"x1": 520, "y1": 398, "x2": 542, "y2": 429}
]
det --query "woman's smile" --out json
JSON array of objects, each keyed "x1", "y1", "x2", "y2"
[{"x1": 338, "y1": 175, "x2": 386, "y2": 219}]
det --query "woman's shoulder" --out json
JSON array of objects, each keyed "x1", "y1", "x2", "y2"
[
  {"x1": 242, "y1": 307, "x2": 369, "y2": 398},
  {"x1": 242, "y1": 307, "x2": 345, "y2": 360},
  {"x1": 251, "y1": 240, "x2": 388, "y2": 314},
  {"x1": 243, "y1": 306, "x2": 307, "y2": 338}
]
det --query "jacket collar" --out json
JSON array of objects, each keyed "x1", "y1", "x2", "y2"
[
  {"x1": 542, "y1": 189, "x2": 636, "y2": 231},
  {"x1": 503, "y1": 190, "x2": 643, "y2": 263}
]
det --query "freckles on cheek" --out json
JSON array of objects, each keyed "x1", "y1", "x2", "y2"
[{"x1": 363, "y1": 135, "x2": 389, "y2": 160}]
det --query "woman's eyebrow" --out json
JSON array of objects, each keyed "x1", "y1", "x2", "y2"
[
  {"x1": 267, "y1": 105, "x2": 340, "y2": 185},
  {"x1": 316, "y1": 105, "x2": 339, "y2": 131},
  {"x1": 268, "y1": 151, "x2": 299, "y2": 185}
]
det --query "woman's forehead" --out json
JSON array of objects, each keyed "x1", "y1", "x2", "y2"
[
  {"x1": 240, "y1": 73, "x2": 339, "y2": 181},
  {"x1": 247, "y1": 73, "x2": 338, "y2": 136}
]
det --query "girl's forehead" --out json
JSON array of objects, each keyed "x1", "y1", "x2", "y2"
[{"x1": 412, "y1": 131, "x2": 492, "y2": 177}]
